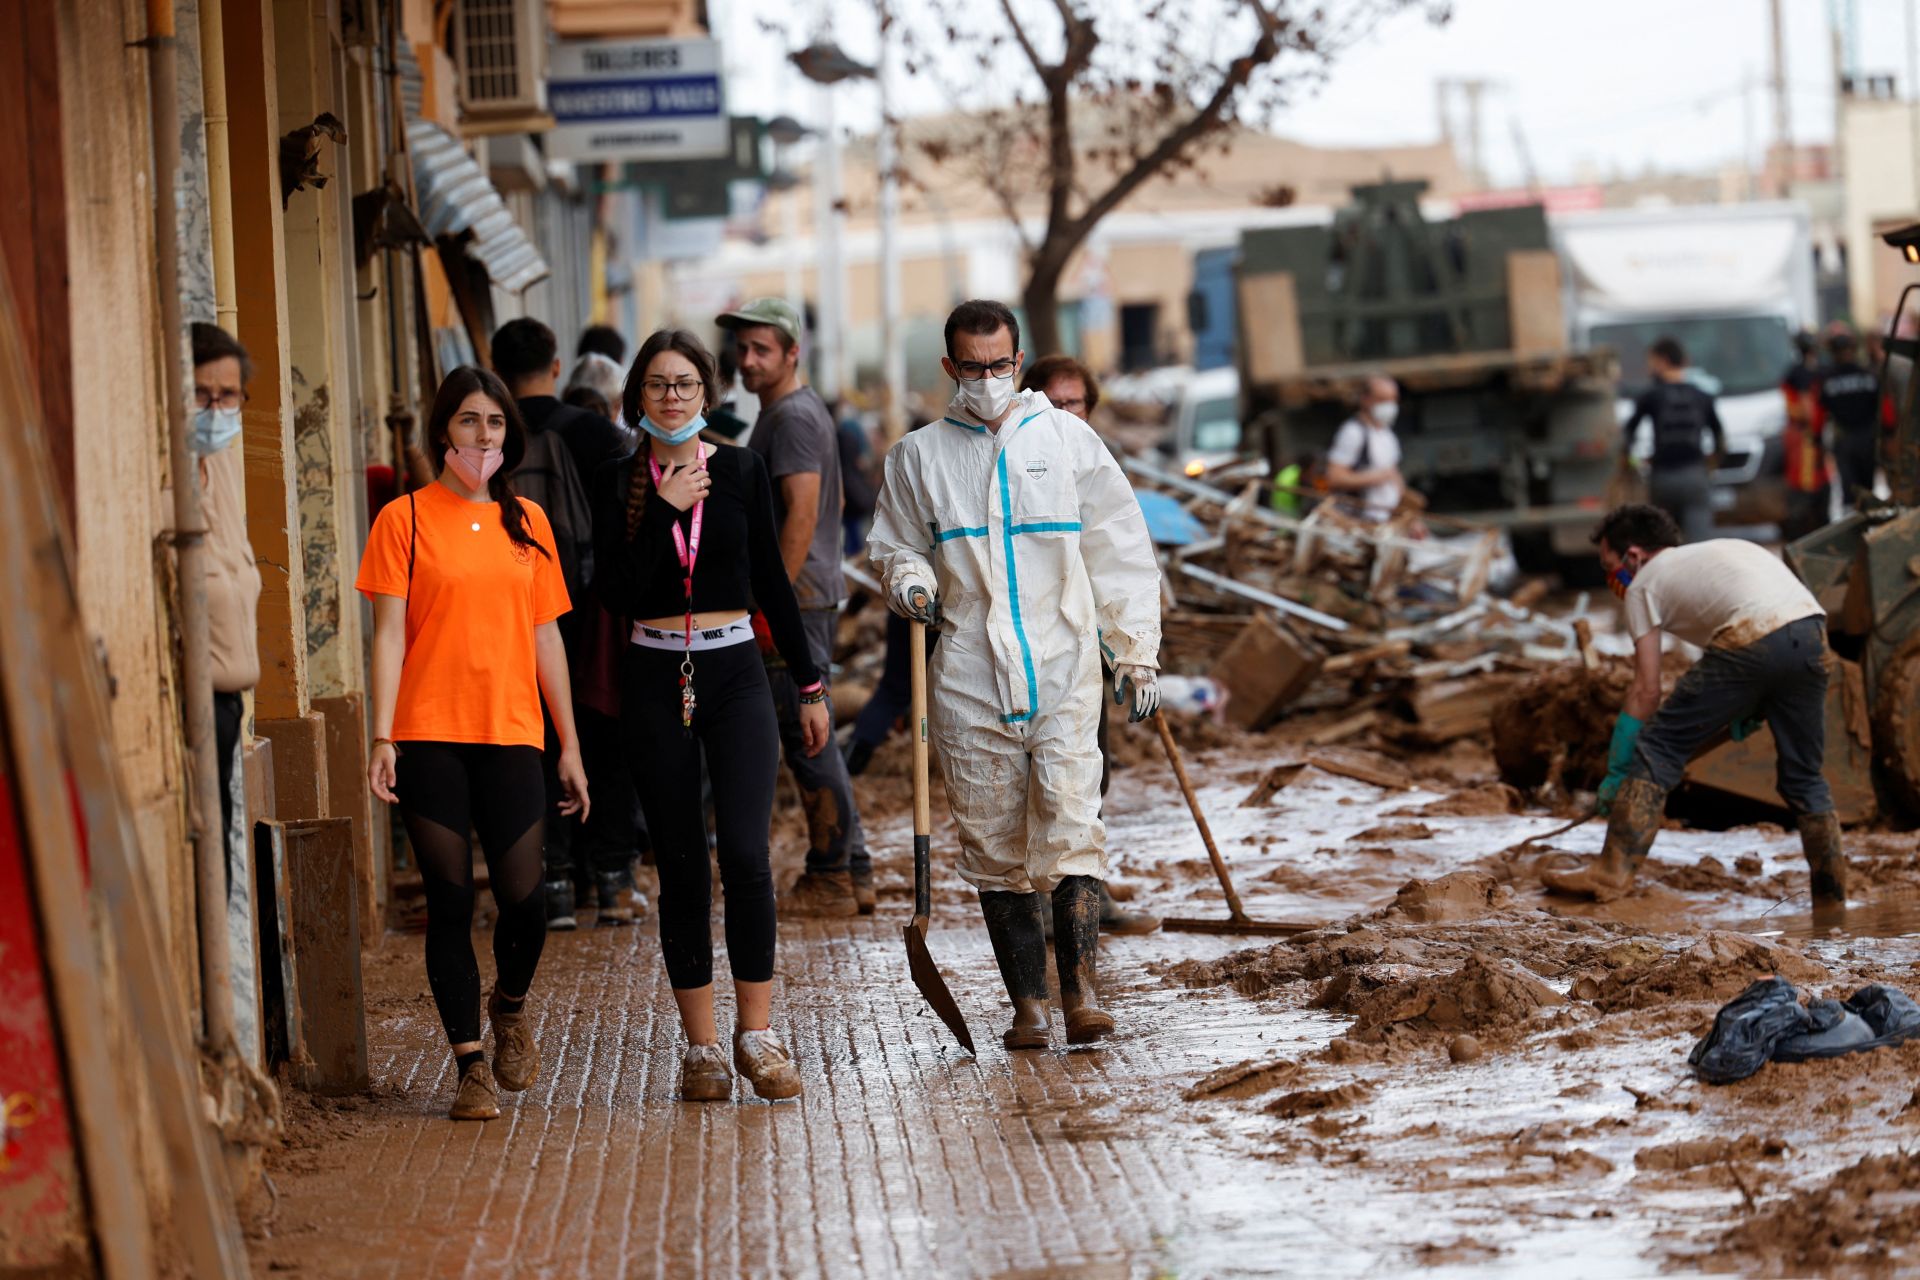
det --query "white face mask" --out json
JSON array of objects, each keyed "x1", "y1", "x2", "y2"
[
  {"x1": 957, "y1": 374, "x2": 1015, "y2": 422},
  {"x1": 1368, "y1": 401, "x2": 1399, "y2": 430}
]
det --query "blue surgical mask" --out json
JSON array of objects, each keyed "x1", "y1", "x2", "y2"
[
  {"x1": 190, "y1": 405, "x2": 244, "y2": 456},
  {"x1": 1608, "y1": 564, "x2": 1634, "y2": 600},
  {"x1": 638, "y1": 412, "x2": 706, "y2": 446}
]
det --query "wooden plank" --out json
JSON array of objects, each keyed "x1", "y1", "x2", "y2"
[
  {"x1": 1236, "y1": 271, "x2": 1304, "y2": 386},
  {"x1": 284, "y1": 818, "x2": 368, "y2": 1094},
  {"x1": 1209, "y1": 612, "x2": 1325, "y2": 731},
  {"x1": 1506, "y1": 249, "x2": 1565, "y2": 358},
  {"x1": 314, "y1": 693, "x2": 380, "y2": 946}
]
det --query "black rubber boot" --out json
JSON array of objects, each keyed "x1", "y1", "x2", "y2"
[
  {"x1": 1540, "y1": 776, "x2": 1664, "y2": 900},
  {"x1": 543, "y1": 879, "x2": 577, "y2": 931},
  {"x1": 979, "y1": 891, "x2": 1050, "y2": 1050},
  {"x1": 595, "y1": 867, "x2": 640, "y2": 926},
  {"x1": 1051, "y1": 876, "x2": 1115, "y2": 1044},
  {"x1": 1796, "y1": 811, "x2": 1848, "y2": 911}
]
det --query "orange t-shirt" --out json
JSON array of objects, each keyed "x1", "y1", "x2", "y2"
[{"x1": 355, "y1": 482, "x2": 571, "y2": 748}]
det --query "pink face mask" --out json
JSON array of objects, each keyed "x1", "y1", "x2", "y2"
[{"x1": 444, "y1": 444, "x2": 504, "y2": 490}]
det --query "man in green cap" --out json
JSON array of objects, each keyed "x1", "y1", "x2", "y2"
[{"x1": 716, "y1": 298, "x2": 872, "y2": 917}]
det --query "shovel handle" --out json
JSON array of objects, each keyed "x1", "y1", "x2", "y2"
[
  {"x1": 1156, "y1": 713, "x2": 1247, "y2": 921},
  {"x1": 910, "y1": 620, "x2": 931, "y2": 920}
]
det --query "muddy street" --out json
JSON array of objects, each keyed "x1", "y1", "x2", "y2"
[{"x1": 249, "y1": 717, "x2": 1920, "y2": 1278}]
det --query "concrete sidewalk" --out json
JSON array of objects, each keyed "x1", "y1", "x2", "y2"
[{"x1": 249, "y1": 912, "x2": 1308, "y2": 1279}]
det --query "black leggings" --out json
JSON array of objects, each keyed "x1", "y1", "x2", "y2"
[
  {"x1": 622, "y1": 639, "x2": 780, "y2": 989},
  {"x1": 394, "y1": 741, "x2": 548, "y2": 1045}
]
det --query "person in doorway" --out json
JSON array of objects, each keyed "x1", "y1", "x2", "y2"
[
  {"x1": 577, "y1": 323, "x2": 627, "y2": 366},
  {"x1": 715, "y1": 298, "x2": 873, "y2": 917},
  {"x1": 1324, "y1": 376, "x2": 1408, "y2": 522},
  {"x1": 1540, "y1": 505, "x2": 1845, "y2": 910},
  {"x1": 494, "y1": 318, "x2": 642, "y2": 929},
  {"x1": 592, "y1": 328, "x2": 830, "y2": 1102},
  {"x1": 360, "y1": 366, "x2": 588, "y2": 1121},
  {"x1": 1818, "y1": 330, "x2": 1882, "y2": 508},
  {"x1": 1620, "y1": 337, "x2": 1725, "y2": 544},
  {"x1": 1020, "y1": 352, "x2": 1156, "y2": 934},
  {"x1": 868, "y1": 299, "x2": 1163, "y2": 1049},
  {"x1": 190, "y1": 324, "x2": 263, "y2": 894},
  {"x1": 1779, "y1": 332, "x2": 1833, "y2": 542}
]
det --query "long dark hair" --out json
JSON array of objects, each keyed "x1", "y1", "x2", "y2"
[
  {"x1": 621, "y1": 329, "x2": 721, "y2": 539},
  {"x1": 424, "y1": 366, "x2": 549, "y2": 559}
]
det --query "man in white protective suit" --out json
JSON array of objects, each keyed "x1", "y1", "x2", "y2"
[{"x1": 867, "y1": 299, "x2": 1163, "y2": 1049}]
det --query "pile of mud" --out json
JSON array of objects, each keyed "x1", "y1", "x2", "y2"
[
  {"x1": 1715, "y1": 1150, "x2": 1920, "y2": 1274},
  {"x1": 1575, "y1": 931, "x2": 1829, "y2": 1013},
  {"x1": 1490, "y1": 661, "x2": 1629, "y2": 792},
  {"x1": 1340, "y1": 952, "x2": 1564, "y2": 1046}
]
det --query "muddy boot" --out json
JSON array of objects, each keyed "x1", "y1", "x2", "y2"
[
  {"x1": 1797, "y1": 811, "x2": 1848, "y2": 910},
  {"x1": 449, "y1": 1059, "x2": 499, "y2": 1121},
  {"x1": 1540, "y1": 777, "x2": 1665, "y2": 901},
  {"x1": 850, "y1": 867, "x2": 877, "y2": 916},
  {"x1": 1052, "y1": 876, "x2": 1116, "y2": 1044},
  {"x1": 1098, "y1": 881, "x2": 1160, "y2": 935},
  {"x1": 785, "y1": 869, "x2": 859, "y2": 918},
  {"x1": 680, "y1": 1043, "x2": 733, "y2": 1102},
  {"x1": 543, "y1": 879, "x2": 578, "y2": 931},
  {"x1": 980, "y1": 891, "x2": 1051, "y2": 1050},
  {"x1": 733, "y1": 1028, "x2": 803, "y2": 1100},
  {"x1": 487, "y1": 988, "x2": 540, "y2": 1092},
  {"x1": 595, "y1": 867, "x2": 644, "y2": 926}
]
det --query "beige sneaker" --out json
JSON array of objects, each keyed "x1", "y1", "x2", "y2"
[
  {"x1": 449, "y1": 1060, "x2": 500, "y2": 1121},
  {"x1": 680, "y1": 1043, "x2": 733, "y2": 1102},
  {"x1": 733, "y1": 1028, "x2": 803, "y2": 1101},
  {"x1": 850, "y1": 868, "x2": 877, "y2": 916},
  {"x1": 785, "y1": 870, "x2": 859, "y2": 918},
  {"x1": 488, "y1": 989, "x2": 540, "y2": 1092}
]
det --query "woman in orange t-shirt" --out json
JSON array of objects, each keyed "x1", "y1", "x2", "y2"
[{"x1": 356, "y1": 366, "x2": 588, "y2": 1122}]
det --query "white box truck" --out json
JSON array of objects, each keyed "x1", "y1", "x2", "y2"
[{"x1": 1552, "y1": 201, "x2": 1818, "y2": 526}]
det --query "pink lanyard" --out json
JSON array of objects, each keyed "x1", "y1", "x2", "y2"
[{"x1": 649, "y1": 443, "x2": 708, "y2": 727}]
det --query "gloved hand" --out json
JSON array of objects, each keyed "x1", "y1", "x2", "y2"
[
  {"x1": 1731, "y1": 712, "x2": 1764, "y2": 742},
  {"x1": 1112, "y1": 664, "x2": 1160, "y2": 722},
  {"x1": 1595, "y1": 712, "x2": 1644, "y2": 815},
  {"x1": 890, "y1": 580, "x2": 939, "y2": 626}
]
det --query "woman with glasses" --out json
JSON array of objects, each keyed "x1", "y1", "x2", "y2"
[
  {"x1": 590, "y1": 329, "x2": 831, "y2": 1102},
  {"x1": 1020, "y1": 353, "x2": 1101, "y2": 421}
]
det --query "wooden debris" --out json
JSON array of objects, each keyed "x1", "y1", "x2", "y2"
[
  {"x1": 1306, "y1": 747, "x2": 1414, "y2": 791},
  {"x1": 1211, "y1": 612, "x2": 1326, "y2": 731}
]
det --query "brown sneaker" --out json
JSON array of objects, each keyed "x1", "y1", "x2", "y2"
[
  {"x1": 449, "y1": 1060, "x2": 500, "y2": 1120},
  {"x1": 487, "y1": 989, "x2": 540, "y2": 1092},
  {"x1": 680, "y1": 1043, "x2": 734, "y2": 1102},
  {"x1": 850, "y1": 868, "x2": 877, "y2": 916},
  {"x1": 733, "y1": 1028, "x2": 803, "y2": 1100},
  {"x1": 785, "y1": 870, "x2": 858, "y2": 918}
]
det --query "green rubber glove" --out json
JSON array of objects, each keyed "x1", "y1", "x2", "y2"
[
  {"x1": 1596, "y1": 713, "x2": 1644, "y2": 815},
  {"x1": 1730, "y1": 712, "x2": 1763, "y2": 742}
]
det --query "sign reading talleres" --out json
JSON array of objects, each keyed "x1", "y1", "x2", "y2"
[{"x1": 546, "y1": 37, "x2": 728, "y2": 163}]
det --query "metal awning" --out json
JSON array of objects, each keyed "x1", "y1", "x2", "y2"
[{"x1": 408, "y1": 119, "x2": 550, "y2": 294}]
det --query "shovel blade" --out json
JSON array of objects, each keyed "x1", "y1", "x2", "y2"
[{"x1": 904, "y1": 918, "x2": 976, "y2": 1055}]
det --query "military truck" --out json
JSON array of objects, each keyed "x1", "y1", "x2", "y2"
[{"x1": 1231, "y1": 180, "x2": 1619, "y2": 574}]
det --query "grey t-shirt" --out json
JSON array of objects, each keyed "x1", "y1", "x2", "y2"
[{"x1": 749, "y1": 385, "x2": 845, "y2": 610}]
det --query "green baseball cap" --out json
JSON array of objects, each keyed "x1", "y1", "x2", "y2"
[{"x1": 715, "y1": 297, "x2": 803, "y2": 343}]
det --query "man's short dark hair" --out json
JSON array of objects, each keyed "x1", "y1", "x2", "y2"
[
  {"x1": 1592, "y1": 503, "x2": 1684, "y2": 554},
  {"x1": 577, "y1": 324, "x2": 626, "y2": 363},
  {"x1": 945, "y1": 299, "x2": 1019, "y2": 359},
  {"x1": 191, "y1": 322, "x2": 252, "y2": 382},
  {"x1": 1649, "y1": 336, "x2": 1687, "y2": 368},
  {"x1": 491, "y1": 318, "x2": 558, "y2": 385}
]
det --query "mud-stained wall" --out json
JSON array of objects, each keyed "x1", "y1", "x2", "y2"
[{"x1": 174, "y1": 0, "x2": 217, "y2": 325}]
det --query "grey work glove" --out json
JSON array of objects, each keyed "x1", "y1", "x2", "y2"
[
  {"x1": 890, "y1": 580, "x2": 940, "y2": 626},
  {"x1": 1112, "y1": 664, "x2": 1160, "y2": 722}
]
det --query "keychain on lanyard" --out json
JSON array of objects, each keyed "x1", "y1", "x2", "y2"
[{"x1": 651, "y1": 443, "x2": 709, "y2": 731}]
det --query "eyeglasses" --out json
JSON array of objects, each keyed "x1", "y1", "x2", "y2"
[
  {"x1": 642, "y1": 378, "x2": 703, "y2": 401},
  {"x1": 954, "y1": 358, "x2": 1016, "y2": 382},
  {"x1": 1053, "y1": 397, "x2": 1087, "y2": 415},
  {"x1": 193, "y1": 388, "x2": 246, "y2": 411}
]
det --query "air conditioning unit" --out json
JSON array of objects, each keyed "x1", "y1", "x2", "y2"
[{"x1": 453, "y1": 0, "x2": 553, "y2": 134}]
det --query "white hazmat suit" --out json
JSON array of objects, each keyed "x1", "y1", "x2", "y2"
[{"x1": 868, "y1": 388, "x2": 1162, "y2": 893}]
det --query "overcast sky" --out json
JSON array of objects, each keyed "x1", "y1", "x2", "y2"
[{"x1": 711, "y1": 0, "x2": 1919, "y2": 189}]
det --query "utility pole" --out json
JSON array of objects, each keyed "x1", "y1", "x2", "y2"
[{"x1": 1769, "y1": 0, "x2": 1793, "y2": 195}]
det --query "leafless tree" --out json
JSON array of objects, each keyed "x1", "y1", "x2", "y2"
[{"x1": 888, "y1": 0, "x2": 1446, "y2": 356}]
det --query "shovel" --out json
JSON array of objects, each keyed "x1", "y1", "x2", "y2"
[
  {"x1": 1155, "y1": 714, "x2": 1323, "y2": 938},
  {"x1": 904, "y1": 619, "x2": 976, "y2": 1054}
]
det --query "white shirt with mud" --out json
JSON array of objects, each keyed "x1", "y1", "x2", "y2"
[
  {"x1": 1623, "y1": 539, "x2": 1823, "y2": 649},
  {"x1": 1326, "y1": 416, "x2": 1402, "y2": 521}
]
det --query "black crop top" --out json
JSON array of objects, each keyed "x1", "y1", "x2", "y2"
[{"x1": 591, "y1": 443, "x2": 821, "y2": 687}]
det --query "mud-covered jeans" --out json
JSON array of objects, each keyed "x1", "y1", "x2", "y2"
[
  {"x1": 1629, "y1": 615, "x2": 1834, "y2": 814},
  {"x1": 768, "y1": 609, "x2": 871, "y2": 877}
]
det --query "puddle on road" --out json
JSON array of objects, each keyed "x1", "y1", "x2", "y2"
[{"x1": 1742, "y1": 893, "x2": 1920, "y2": 941}]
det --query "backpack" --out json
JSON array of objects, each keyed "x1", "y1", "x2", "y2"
[{"x1": 512, "y1": 428, "x2": 595, "y2": 613}]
